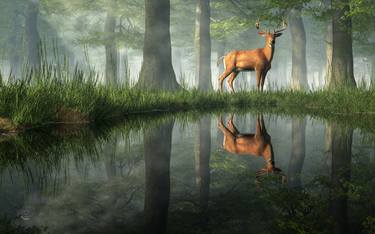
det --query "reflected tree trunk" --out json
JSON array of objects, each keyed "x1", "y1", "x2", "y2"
[
  {"x1": 327, "y1": 123, "x2": 352, "y2": 234},
  {"x1": 329, "y1": 0, "x2": 356, "y2": 88},
  {"x1": 288, "y1": 117, "x2": 306, "y2": 188},
  {"x1": 104, "y1": 137, "x2": 117, "y2": 179},
  {"x1": 104, "y1": 1, "x2": 118, "y2": 86},
  {"x1": 194, "y1": 116, "x2": 211, "y2": 227},
  {"x1": 25, "y1": 0, "x2": 40, "y2": 68},
  {"x1": 137, "y1": 0, "x2": 180, "y2": 91},
  {"x1": 144, "y1": 120, "x2": 174, "y2": 234},
  {"x1": 195, "y1": 0, "x2": 212, "y2": 91},
  {"x1": 289, "y1": 9, "x2": 307, "y2": 90}
]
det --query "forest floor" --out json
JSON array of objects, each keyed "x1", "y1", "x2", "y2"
[{"x1": 1, "y1": 77, "x2": 375, "y2": 134}]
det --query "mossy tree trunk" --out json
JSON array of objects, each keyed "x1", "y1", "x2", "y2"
[
  {"x1": 327, "y1": 123, "x2": 352, "y2": 234},
  {"x1": 144, "y1": 119, "x2": 174, "y2": 234},
  {"x1": 137, "y1": 0, "x2": 180, "y2": 91},
  {"x1": 25, "y1": 0, "x2": 40, "y2": 68},
  {"x1": 328, "y1": 0, "x2": 356, "y2": 88},
  {"x1": 195, "y1": 0, "x2": 212, "y2": 91},
  {"x1": 288, "y1": 117, "x2": 306, "y2": 188},
  {"x1": 195, "y1": 116, "x2": 211, "y2": 227},
  {"x1": 104, "y1": 2, "x2": 118, "y2": 86},
  {"x1": 289, "y1": 9, "x2": 307, "y2": 90}
]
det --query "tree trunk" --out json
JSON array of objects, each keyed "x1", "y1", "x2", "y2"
[
  {"x1": 137, "y1": 0, "x2": 180, "y2": 91},
  {"x1": 104, "y1": 5, "x2": 118, "y2": 86},
  {"x1": 289, "y1": 9, "x2": 307, "y2": 90},
  {"x1": 25, "y1": 0, "x2": 40, "y2": 68},
  {"x1": 329, "y1": 0, "x2": 356, "y2": 88},
  {"x1": 194, "y1": 116, "x2": 211, "y2": 227},
  {"x1": 195, "y1": 0, "x2": 212, "y2": 91},
  {"x1": 288, "y1": 117, "x2": 306, "y2": 188},
  {"x1": 217, "y1": 41, "x2": 226, "y2": 91},
  {"x1": 370, "y1": 56, "x2": 375, "y2": 86},
  {"x1": 328, "y1": 123, "x2": 352, "y2": 234},
  {"x1": 325, "y1": 0, "x2": 333, "y2": 87},
  {"x1": 144, "y1": 119, "x2": 174, "y2": 234},
  {"x1": 9, "y1": 9, "x2": 22, "y2": 77}
]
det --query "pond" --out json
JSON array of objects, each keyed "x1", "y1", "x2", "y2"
[{"x1": 0, "y1": 112, "x2": 374, "y2": 234}]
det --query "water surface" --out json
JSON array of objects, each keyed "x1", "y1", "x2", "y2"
[{"x1": 0, "y1": 112, "x2": 374, "y2": 234}]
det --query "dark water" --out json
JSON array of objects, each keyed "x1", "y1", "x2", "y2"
[{"x1": 1, "y1": 113, "x2": 375, "y2": 234}]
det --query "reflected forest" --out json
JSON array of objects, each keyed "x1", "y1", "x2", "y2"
[{"x1": 0, "y1": 0, "x2": 375, "y2": 233}]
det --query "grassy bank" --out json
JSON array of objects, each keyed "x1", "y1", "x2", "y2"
[{"x1": 1, "y1": 70, "x2": 375, "y2": 132}]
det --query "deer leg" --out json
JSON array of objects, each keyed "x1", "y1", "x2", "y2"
[
  {"x1": 260, "y1": 70, "x2": 268, "y2": 92},
  {"x1": 228, "y1": 71, "x2": 239, "y2": 93},
  {"x1": 227, "y1": 116, "x2": 240, "y2": 135},
  {"x1": 218, "y1": 70, "x2": 232, "y2": 92},
  {"x1": 255, "y1": 70, "x2": 262, "y2": 91}
]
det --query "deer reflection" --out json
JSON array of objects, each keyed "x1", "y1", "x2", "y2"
[{"x1": 218, "y1": 114, "x2": 282, "y2": 176}]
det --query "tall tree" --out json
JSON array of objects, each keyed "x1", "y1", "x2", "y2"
[
  {"x1": 328, "y1": 0, "x2": 356, "y2": 88},
  {"x1": 144, "y1": 119, "x2": 174, "y2": 234},
  {"x1": 25, "y1": 0, "x2": 40, "y2": 67},
  {"x1": 195, "y1": 0, "x2": 213, "y2": 91},
  {"x1": 137, "y1": 0, "x2": 180, "y2": 91},
  {"x1": 289, "y1": 8, "x2": 307, "y2": 90},
  {"x1": 104, "y1": 0, "x2": 118, "y2": 86}
]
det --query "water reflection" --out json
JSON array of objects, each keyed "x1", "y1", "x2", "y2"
[
  {"x1": 288, "y1": 117, "x2": 306, "y2": 188},
  {"x1": 327, "y1": 123, "x2": 353, "y2": 234},
  {"x1": 0, "y1": 113, "x2": 373, "y2": 233},
  {"x1": 144, "y1": 119, "x2": 174, "y2": 234},
  {"x1": 217, "y1": 114, "x2": 282, "y2": 175}
]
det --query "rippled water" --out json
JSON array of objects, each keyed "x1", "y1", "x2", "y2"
[{"x1": 0, "y1": 113, "x2": 374, "y2": 233}]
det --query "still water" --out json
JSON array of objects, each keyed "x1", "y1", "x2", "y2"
[{"x1": 0, "y1": 113, "x2": 374, "y2": 234}]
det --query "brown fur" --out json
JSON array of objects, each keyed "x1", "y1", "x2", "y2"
[
  {"x1": 218, "y1": 32, "x2": 283, "y2": 92},
  {"x1": 218, "y1": 115, "x2": 281, "y2": 173}
]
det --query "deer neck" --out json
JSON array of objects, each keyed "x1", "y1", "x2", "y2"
[
  {"x1": 263, "y1": 43, "x2": 275, "y2": 62},
  {"x1": 263, "y1": 144, "x2": 275, "y2": 168}
]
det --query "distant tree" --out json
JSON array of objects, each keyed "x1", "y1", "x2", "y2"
[
  {"x1": 195, "y1": 0, "x2": 212, "y2": 91},
  {"x1": 137, "y1": 0, "x2": 180, "y2": 91},
  {"x1": 25, "y1": 0, "x2": 41, "y2": 67}
]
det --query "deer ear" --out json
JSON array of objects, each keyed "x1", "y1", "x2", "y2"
[
  {"x1": 274, "y1": 32, "x2": 283, "y2": 37},
  {"x1": 258, "y1": 32, "x2": 266, "y2": 37}
]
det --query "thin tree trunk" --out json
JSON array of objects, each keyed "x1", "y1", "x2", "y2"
[
  {"x1": 289, "y1": 9, "x2": 307, "y2": 90},
  {"x1": 370, "y1": 56, "x2": 375, "y2": 86},
  {"x1": 104, "y1": 4, "x2": 118, "y2": 86},
  {"x1": 325, "y1": 0, "x2": 333, "y2": 87},
  {"x1": 25, "y1": 0, "x2": 40, "y2": 68},
  {"x1": 144, "y1": 119, "x2": 174, "y2": 234},
  {"x1": 328, "y1": 123, "x2": 352, "y2": 234},
  {"x1": 195, "y1": 0, "x2": 212, "y2": 91},
  {"x1": 9, "y1": 9, "x2": 22, "y2": 77},
  {"x1": 195, "y1": 116, "x2": 211, "y2": 227},
  {"x1": 137, "y1": 0, "x2": 180, "y2": 91},
  {"x1": 288, "y1": 117, "x2": 306, "y2": 188},
  {"x1": 329, "y1": 0, "x2": 356, "y2": 88}
]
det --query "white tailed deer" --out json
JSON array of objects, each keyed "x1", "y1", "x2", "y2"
[
  {"x1": 218, "y1": 114, "x2": 282, "y2": 176},
  {"x1": 218, "y1": 20, "x2": 287, "y2": 92}
]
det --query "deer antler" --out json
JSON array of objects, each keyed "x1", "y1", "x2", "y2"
[{"x1": 274, "y1": 20, "x2": 288, "y2": 33}]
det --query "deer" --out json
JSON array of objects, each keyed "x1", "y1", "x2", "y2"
[
  {"x1": 218, "y1": 114, "x2": 283, "y2": 177},
  {"x1": 217, "y1": 20, "x2": 287, "y2": 93}
]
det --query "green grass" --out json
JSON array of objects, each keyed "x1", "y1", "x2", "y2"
[{"x1": 1, "y1": 64, "x2": 375, "y2": 132}]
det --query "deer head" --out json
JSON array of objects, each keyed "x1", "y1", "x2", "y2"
[{"x1": 256, "y1": 19, "x2": 288, "y2": 48}]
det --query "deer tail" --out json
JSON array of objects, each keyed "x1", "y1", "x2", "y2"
[{"x1": 217, "y1": 56, "x2": 225, "y2": 67}]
